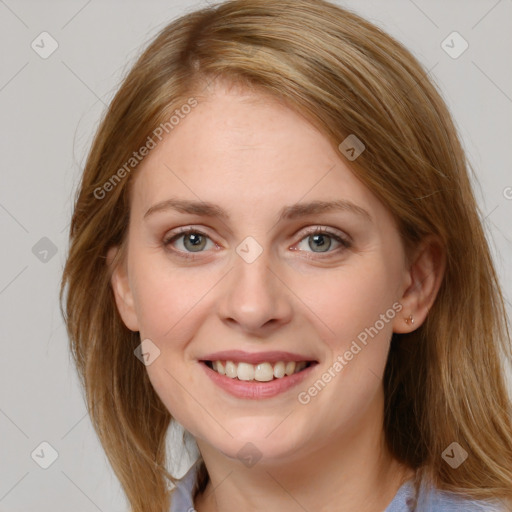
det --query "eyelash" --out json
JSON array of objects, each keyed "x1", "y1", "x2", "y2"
[{"x1": 162, "y1": 226, "x2": 352, "y2": 261}]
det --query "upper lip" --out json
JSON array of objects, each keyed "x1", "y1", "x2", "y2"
[{"x1": 200, "y1": 350, "x2": 318, "y2": 365}]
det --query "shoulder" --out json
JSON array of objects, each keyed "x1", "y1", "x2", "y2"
[
  {"x1": 423, "y1": 488, "x2": 506, "y2": 512},
  {"x1": 169, "y1": 461, "x2": 199, "y2": 512},
  {"x1": 386, "y1": 480, "x2": 507, "y2": 512}
]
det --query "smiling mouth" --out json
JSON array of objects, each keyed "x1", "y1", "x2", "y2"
[{"x1": 203, "y1": 360, "x2": 316, "y2": 382}]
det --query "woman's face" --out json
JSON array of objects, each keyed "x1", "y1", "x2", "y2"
[{"x1": 111, "y1": 82, "x2": 413, "y2": 465}]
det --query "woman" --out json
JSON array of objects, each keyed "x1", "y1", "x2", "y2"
[{"x1": 60, "y1": 0, "x2": 512, "y2": 511}]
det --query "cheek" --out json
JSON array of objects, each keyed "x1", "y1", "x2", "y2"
[
  {"x1": 295, "y1": 260, "x2": 398, "y2": 427},
  {"x1": 134, "y1": 281, "x2": 177, "y2": 339},
  {"x1": 301, "y1": 257, "x2": 399, "y2": 346},
  {"x1": 130, "y1": 253, "x2": 213, "y2": 341}
]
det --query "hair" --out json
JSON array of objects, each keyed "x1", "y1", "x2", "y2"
[{"x1": 60, "y1": 0, "x2": 512, "y2": 510}]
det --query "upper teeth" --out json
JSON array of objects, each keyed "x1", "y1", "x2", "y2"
[{"x1": 211, "y1": 360, "x2": 308, "y2": 381}]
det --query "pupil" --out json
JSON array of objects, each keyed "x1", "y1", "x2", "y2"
[
  {"x1": 310, "y1": 234, "x2": 330, "y2": 252},
  {"x1": 185, "y1": 233, "x2": 205, "y2": 251}
]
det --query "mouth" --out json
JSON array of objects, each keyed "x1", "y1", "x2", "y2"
[
  {"x1": 202, "y1": 359, "x2": 315, "y2": 381},
  {"x1": 198, "y1": 351, "x2": 319, "y2": 399}
]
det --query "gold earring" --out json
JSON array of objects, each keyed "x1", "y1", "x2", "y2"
[{"x1": 404, "y1": 315, "x2": 414, "y2": 325}]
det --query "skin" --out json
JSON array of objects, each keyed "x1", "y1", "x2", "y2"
[{"x1": 109, "y1": 80, "x2": 445, "y2": 512}]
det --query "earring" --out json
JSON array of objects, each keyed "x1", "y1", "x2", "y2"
[{"x1": 404, "y1": 314, "x2": 414, "y2": 325}]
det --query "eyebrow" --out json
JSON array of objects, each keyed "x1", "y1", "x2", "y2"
[{"x1": 143, "y1": 198, "x2": 372, "y2": 223}]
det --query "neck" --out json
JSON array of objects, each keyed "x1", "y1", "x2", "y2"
[{"x1": 193, "y1": 393, "x2": 414, "y2": 512}]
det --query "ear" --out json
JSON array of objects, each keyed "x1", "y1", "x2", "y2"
[
  {"x1": 107, "y1": 245, "x2": 140, "y2": 332},
  {"x1": 392, "y1": 235, "x2": 446, "y2": 334}
]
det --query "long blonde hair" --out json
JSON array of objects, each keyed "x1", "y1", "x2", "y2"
[{"x1": 60, "y1": 1, "x2": 512, "y2": 510}]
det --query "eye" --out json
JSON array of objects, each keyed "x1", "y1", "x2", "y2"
[
  {"x1": 163, "y1": 226, "x2": 352, "y2": 260},
  {"x1": 294, "y1": 227, "x2": 352, "y2": 256},
  {"x1": 163, "y1": 227, "x2": 216, "y2": 258}
]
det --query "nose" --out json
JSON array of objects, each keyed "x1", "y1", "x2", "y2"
[{"x1": 217, "y1": 249, "x2": 294, "y2": 336}]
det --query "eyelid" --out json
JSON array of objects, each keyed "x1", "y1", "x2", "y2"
[
  {"x1": 162, "y1": 226, "x2": 217, "y2": 249},
  {"x1": 296, "y1": 225, "x2": 352, "y2": 244}
]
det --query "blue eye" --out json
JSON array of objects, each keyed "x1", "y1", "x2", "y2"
[
  {"x1": 296, "y1": 228, "x2": 351, "y2": 254},
  {"x1": 163, "y1": 226, "x2": 351, "y2": 260},
  {"x1": 163, "y1": 228, "x2": 214, "y2": 255}
]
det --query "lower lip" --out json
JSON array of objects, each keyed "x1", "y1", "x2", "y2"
[{"x1": 201, "y1": 362, "x2": 316, "y2": 399}]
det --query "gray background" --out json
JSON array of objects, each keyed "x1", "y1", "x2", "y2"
[{"x1": 1, "y1": 0, "x2": 511, "y2": 510}]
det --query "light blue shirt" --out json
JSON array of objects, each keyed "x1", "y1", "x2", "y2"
[{"x1": 169, "y1": 460, "x2": 505, "y2": 512}]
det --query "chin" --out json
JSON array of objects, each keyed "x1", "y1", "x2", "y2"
[{"x1": 196, "y1": 418, "x2": 310, "y2": 465}]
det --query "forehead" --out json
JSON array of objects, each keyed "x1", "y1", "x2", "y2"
[{"x1": 129, "y1": 83, "x2": 385, "y2": 225}]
